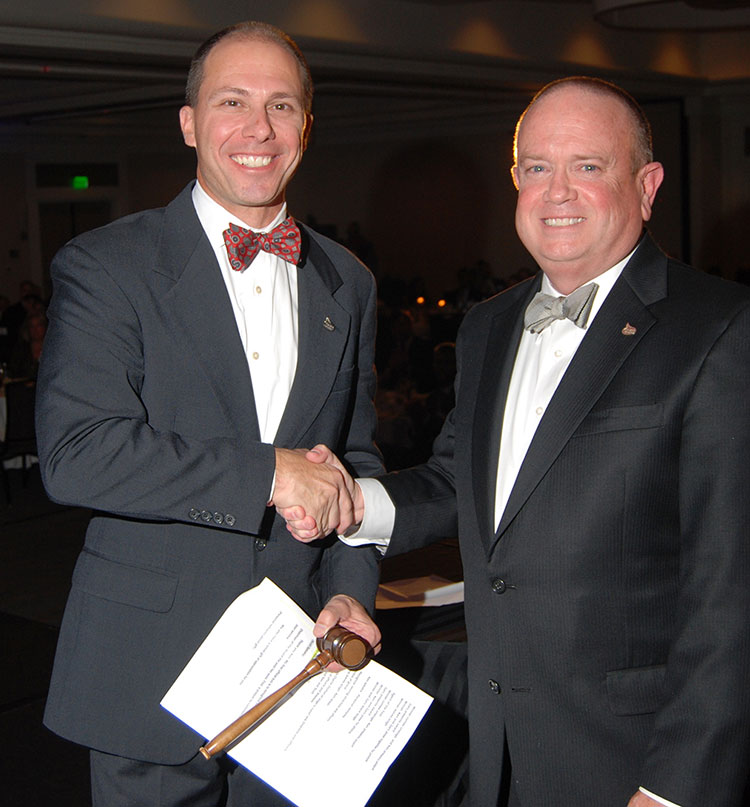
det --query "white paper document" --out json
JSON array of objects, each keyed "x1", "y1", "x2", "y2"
[{"x1": 161, "y1": 578, "x2": 433, "y2": 807}]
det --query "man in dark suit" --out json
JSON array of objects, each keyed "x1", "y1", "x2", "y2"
[
  {"x1": 37, "y1": 21, "x2": 382, "y2": 806},
  {"x1": 286, "y1": 77, "x2": 750, "y2": 805}
]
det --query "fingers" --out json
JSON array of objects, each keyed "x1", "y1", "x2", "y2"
[
  {"x1": 308, "y1": 444, "x2": 354, "y2": 494},
  {"x1": 304, "y1": 444, "x2": 334, "y2": 464},
  {"x1": 271, "y1": 447, "x2": 355, "y2": 538},
  {"x1": 314, "y1": 594, "x2": 382, "y2": 655},
  {"x1": 274, "y1": 445, "x2": 362, "y2": 540},
  {"x1": 284, "y1": 519, "x2": 321, "y2": 542}
]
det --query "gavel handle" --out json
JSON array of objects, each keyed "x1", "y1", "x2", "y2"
[{"x1": 199, "y1": 651, "x2": 332, "y2": 759}]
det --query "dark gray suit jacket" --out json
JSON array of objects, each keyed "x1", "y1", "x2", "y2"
[
  {"x1": 382, "y1": 234, "x2": 750, "y2": 806},
  {"x1": 38, "y1": 183, "x2": 383, "y2": 764}
]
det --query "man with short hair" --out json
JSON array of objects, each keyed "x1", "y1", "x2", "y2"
[
  {"x1": 38, "y1": 21, "x2": 382, "y2": 806},
  {"x1": 287, "y1": 77, "x2": 750, "y2": 806}
]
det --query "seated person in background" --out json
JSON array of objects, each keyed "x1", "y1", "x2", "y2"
[{"x1": 7, "y1": 312, "x2": 47, "y2": 379}]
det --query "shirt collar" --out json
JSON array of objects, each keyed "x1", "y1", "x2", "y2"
[{"x1": 541, "y1": 245, "x2": 637, "y2": 324}]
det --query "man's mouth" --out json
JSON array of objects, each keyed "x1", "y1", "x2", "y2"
[
  {"x1": 231, "y1": 155, "x2": 273, "y2": 167},
  {"x1": 542, "y1": 217, "x2": 585, "y2": 227}
]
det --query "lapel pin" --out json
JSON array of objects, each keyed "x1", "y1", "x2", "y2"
[
  {"x1": 621, "y1": 322, "x2": 637, "y2": 336},
  {"x1": 323, "y1": 316, "x2": 335, "y2": 332}
]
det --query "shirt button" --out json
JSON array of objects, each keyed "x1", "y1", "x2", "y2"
[
  {"x1": 252, "y1": 351, "x2": 259, "y2": 360},
  {"x1": 255, "y1": 286, "x2": 262, "y2": 294},
  {"x1": 554, "y1": 349, "x2": 562, "y2": 358},
  {"x1": 535, "y1": 406, "x2": 544, "y2": 416},
  {"x1": 491, "y1": 578, "x2": 506, "y2": 594},
  {"x1": 488, "y1": 679, "x2": 501, "y2": 694}
]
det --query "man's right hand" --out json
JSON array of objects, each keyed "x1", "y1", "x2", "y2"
[
  {"x1": 277, "y1": 445, "x2": 363, "y2": 542},
  {"x1": 271, "y1": 447, "x2": 356, "y2": 540}
]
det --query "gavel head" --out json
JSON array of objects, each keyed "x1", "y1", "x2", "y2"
[{"x1": 316, "y1": 626, "x2": 373, "y2": 671}]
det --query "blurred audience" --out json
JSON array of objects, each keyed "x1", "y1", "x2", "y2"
[
  {"x1": 1, "y1": 280, "x2": 45, "y2": 364},
  {"x1": 7, "y1": 311, "x2": 48, "y2": 380}
]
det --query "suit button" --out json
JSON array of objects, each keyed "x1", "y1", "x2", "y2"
[
  {"x1": 213, "y1": 512, "x2": 224, "y2": 525},
  {"x1": 491, "y1": 578, "x2": 506, "y2": 594},
  {"x1": 200, "y1": 510, "x2": 212, "y2": 522},
  {"x1": 189, "y1": 508, "x2": 200, "y2": 521},
  {"x1": 225, "y1": 514, "x2": 236, "y2": 527},
  {"x1": 488, "y1": 679, "x2": 501, "y2": 694},
  {"x1": 255, "y1": 538, "x2": 268, "y2": 551}
]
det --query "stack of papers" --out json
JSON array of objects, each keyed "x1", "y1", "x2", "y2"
[{"x1": 161, "y1": 578, "x2": 432, "y2": 807}]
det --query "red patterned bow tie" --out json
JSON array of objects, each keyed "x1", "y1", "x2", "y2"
[{"x1": 223, "y1": 217, "x2": 301, "y2": 271}]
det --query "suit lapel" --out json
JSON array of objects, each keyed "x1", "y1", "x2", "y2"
[
  {"x1": 492, "y1": 236, "x2": 667, "y2": 547},
  {"x1": 471, "y1": 280, "x2": 538, "y2": 547},
  {"x1": 154, "y1": 186, "x2": 260, "y2": 439},
  {"x1": 273, "y1": 227, "x2": 350, "y2": 447}
]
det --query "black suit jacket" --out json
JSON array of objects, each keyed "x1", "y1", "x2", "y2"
[
  {"x1": 382, "y1": 234, "x2": 750, "y2": 806},
  {"x1": 38, "y1": 183, "x2": 383, "y2": 764}
]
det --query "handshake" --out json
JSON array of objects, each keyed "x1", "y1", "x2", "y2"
[{"x1": 271, "y1": 445, "x2": 363, "y2": 542}]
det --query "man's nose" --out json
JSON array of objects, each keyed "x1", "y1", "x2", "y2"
[
  {"x1": 544, "y1": 169, "x2": 575, "y2": 203},
  {"x1": 241, "y1": 106, "x2": 274, "y2": 140}
]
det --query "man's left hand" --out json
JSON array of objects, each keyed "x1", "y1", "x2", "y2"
[{"x1": 314, "y1": 594, "x2": 381, "y2": 672}]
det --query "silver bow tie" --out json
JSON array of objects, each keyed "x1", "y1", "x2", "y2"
[{"x1": 524, "y1": 282, "x2": 599, "y2": 334}]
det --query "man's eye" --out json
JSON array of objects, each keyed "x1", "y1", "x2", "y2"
[
  {"x1": 581, "y1": 164, "x2": 599, "y2": 172},
  {"x1": 528, "y1": 165, "x2": 545, "y2": 174},
  {"x1": 222, "y1": 99, "x2": 240, "y2": 107}
]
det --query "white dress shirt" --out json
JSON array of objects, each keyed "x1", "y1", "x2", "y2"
[
  {"x1": 493, "y1": 259, "x2": 625, "y2": 527},
  {"x1": 192, "y1": 182, "x2": 298, "y2": 444}
]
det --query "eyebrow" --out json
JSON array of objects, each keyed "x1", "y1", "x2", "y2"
[
  {"x1": 208, "y1": 86, "x2": 300, "y2": 104},
  {"x1": 207, "y1": 86, "x2": 249, "y2": 101},
  {"x1": 519, "y1": 152, "x2": 608, "y2": 163}
]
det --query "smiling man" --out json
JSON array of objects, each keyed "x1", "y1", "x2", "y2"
[
  {"x1": 285, "y1": 76, "x2": 750, "y2": 806},
  {"x1": 37, "y1": 21, "x2": 382, "y2": 807}
]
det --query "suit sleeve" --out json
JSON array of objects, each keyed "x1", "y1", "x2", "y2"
[
  {"x1": 36, "y1": 240, "x2": 276, "y2": 534},
  {"x1": 639, "y1": 302, "x2": 750, "y2": 805}
]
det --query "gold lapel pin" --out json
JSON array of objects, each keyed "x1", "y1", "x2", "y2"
[
  {"x1": 621, "y1": 322, "x2": 637, "y2": 336},
  {"x1": 323, "y1": 316, "x2": 335, "y2": 332}
]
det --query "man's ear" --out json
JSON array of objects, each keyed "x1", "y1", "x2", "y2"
[
  {"x1": 179, "y1": 105, "x2": 196, "y2": 148},
  {"x1": 510, "y1": 164, "x2": 520, "y2": 191},
  {"x1": 639, "y1": 161, "x2": 664, "y2": 222},
  {"x1": 302, "y1": 112, "x2": 314, "y2": 152}
]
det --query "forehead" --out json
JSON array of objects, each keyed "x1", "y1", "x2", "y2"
[
  {"x1": 518, "y1": 87, "x2": 633, "y2": 156},
  {"x1": 200, "y1": 36, "x2": 304, "y2": 96}
]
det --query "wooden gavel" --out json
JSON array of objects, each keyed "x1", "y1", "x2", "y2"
[{"x1": 199, "y1": 625, "x2": 373, "y2": 759}]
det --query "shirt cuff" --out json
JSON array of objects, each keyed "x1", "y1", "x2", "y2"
[
  {"x1": 639, "y1": 787, "x2": 681, "y2": 807},
  {"x1": 337, "y1": 477, "x2": 394, "y2": 548}
]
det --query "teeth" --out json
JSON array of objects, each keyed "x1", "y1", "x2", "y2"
[
  {"x1": 542, "y1": 217, "x2": 585, "y2": 227},
  {"x1": 232, "y1": 155, "x2": 272, "y2": 167}
]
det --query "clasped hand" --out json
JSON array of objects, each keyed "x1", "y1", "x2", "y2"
[{"x1": 271, "y1": 445, "x2": 362, "y2": 541}]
